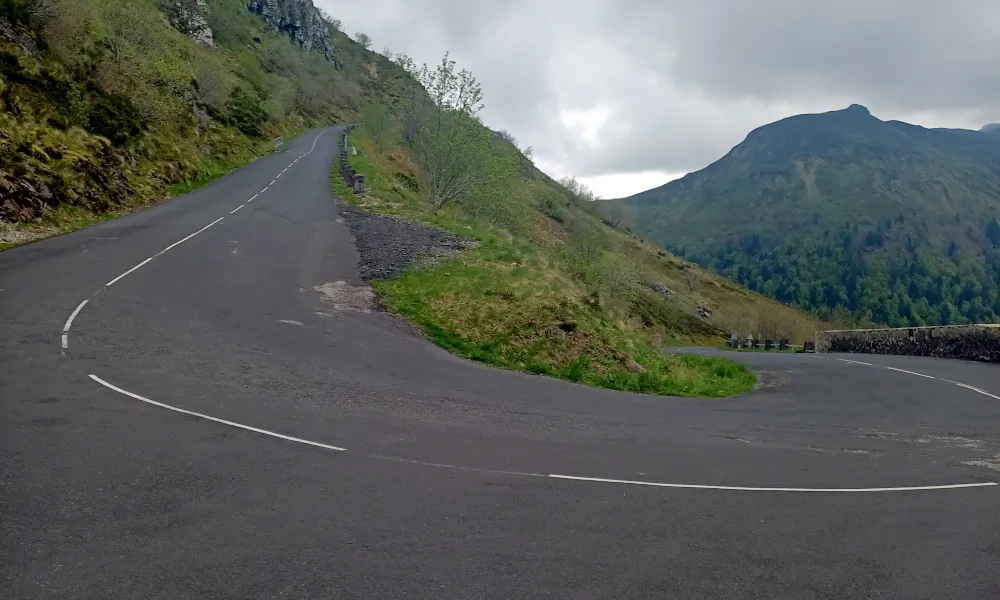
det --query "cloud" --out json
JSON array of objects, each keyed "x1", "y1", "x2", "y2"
[{"x1": 319, "y1": 0, "x2": 1000, "y2": 197}]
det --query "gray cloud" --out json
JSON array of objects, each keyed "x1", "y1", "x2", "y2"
[{"x1": 320, "y1": 0, "x2": 1000, "y2": 195}]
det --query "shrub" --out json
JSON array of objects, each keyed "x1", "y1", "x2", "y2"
[{"x1": 226, "y1": 86, "x2": 268, "y2": 137}]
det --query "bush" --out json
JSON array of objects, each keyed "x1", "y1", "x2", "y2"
[
  {"x1": 86, "y1": 88, "x2": 144, "y2": 145},
  {"x1": 226, "y1": 86, "x2": 268, "y2": 137}
]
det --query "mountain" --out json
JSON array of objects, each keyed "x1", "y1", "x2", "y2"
[{"x1": 605, "y1": 105, "x2": 1000, "y2": 327}]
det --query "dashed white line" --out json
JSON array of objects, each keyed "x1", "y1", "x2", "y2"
[
  {"x1": 547, "y1": 474, "x2": 997, "y2": 493},
  {"x1": 60, "y1": 299, "x2": 89, "y2": 349},
  {"x1": 886, "y1": 367, "x2": 935, "y2": 379},
  {"x1": 838, "y1": 358, "x2": 873, "y2": 366},
  {"x1": 105, "y1": 257, "x2": 153, "y2": 287},
  {"x1": 261, "y1": 186, "x2": 269, "y2": 193},
  {"x1": 247, "y1": 193, "x2": 258, "y2": 202},
  {"x1": 270, "y1": 179, "x2": 276, "y2": 185},
  {"x1": 950, "y1": 382, "x2": 1000, "y2": 401},
  {"x1": 157, "y1": 216, "x2": 225, "y2": 256},
  {"x1": 89, "y1": 375, "x2": 347, "y2": 452},
  {"x1": 230, "y1": 205, "x2": 244, "y2": 214},
  {"x1": 105, "y1": 216, "x2": 225, "y2": 287},
  {"x1": 85, "y1": 374, "x2": 997, "y2": 494}
]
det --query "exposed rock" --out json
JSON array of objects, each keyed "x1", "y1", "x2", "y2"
[
  {"x1": 247, "y1": 0, "x2": 339, "y2": 65},
  {"x1": 644, "y1": 281, "x2": 672, "y2": 298},
  {"x1": 0, "y1": 16, "x2": 41, "y2": 59},
  {"x1": 816, "y1": 324, "x2": 1000, "y2": 363},
  {"x1": 160, "y1": 0, "x2": 214, "y2": 47}
]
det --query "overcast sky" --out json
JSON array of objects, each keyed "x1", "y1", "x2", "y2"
[{"x1": 319, "y1": 0, "x2": 1000, "y2": 199}]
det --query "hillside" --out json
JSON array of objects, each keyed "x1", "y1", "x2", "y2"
[
  {"x1": 0, "y1": 0, "x2": 392, "y2": 246},
  {"x1": 0, "y1": 0, "x2": 827, "y2": 396},
  {"x1": 606, "y1": 105, "x2": 1000, "y2": 328}
]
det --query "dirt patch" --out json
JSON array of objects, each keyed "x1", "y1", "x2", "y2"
[
  {"x1": 963, "y1": 455, "x2": 1000, "y2": 472},
  {"x1": 752, "y1": 370, "x2": 793, "y2": 391},
  {"x1": 314, "y1": 281, "x2": 376, "y2": 314}
]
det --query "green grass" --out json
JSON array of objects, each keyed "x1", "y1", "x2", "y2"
[{"x1": 336, "y1": 130, "x2": 757, "y2": 398}]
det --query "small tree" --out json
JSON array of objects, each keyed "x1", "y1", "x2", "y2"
[
  {"x1": 401, "y1": 52, "x2": 497, "y2": 212},
  {"x1": 361, "y1": 101, "x2": 394, "y2": 151},
  {"x1": 355, "y1": 32, "x2": 372, "y2": 49}
]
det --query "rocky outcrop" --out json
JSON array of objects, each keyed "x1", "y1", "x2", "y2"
[
  {"x1": 816, "y1": 324, "x2": 1000, "y2": 363},
  {"x1": 0, "y1": 16, "x2": 42, "y2": 59},
  {"x1": 160, "y1": 0, "x2": 214, "y2": 46},
  {"x1": 247, "y1": 0, "x2": 338, "y2": 65}
]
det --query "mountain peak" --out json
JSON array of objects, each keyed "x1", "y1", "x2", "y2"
[{"x1": 845, "y1": 104, "x2": 871, "y2": 115}]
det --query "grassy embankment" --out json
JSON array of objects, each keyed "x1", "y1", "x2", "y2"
[
  {"x1": 0, "y1": 0, "x2": 381, "y2": 248},
  {"x1": 332, "y1": 128, "x2": 763, "y2": 397}
]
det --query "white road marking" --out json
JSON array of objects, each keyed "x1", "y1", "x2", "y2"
[
  {"x1": 61, "y1": 299, "x2": 89, "y2": 349},
  {"x1": 83, "y1": 375, "x2": 999, "y2": 493},
  {"x1": 278, "y1": 319, "x2": 305, "y2": 326},
  {"x1": 547, "y1": 474, "x2": 997, "y2": 493},
  {"x1": 886, "y1": 367, "x2": 935, "y2": 379},
  {"x1": 89, "y1": 375, "x2": 347, "y2": 452},
  {"x1": 951, "y1": 382, "x2": 1000, "y2": 401},
  {"x1": 275, "y1": 173, "x2": 281, "y2": 179},
  {"x1": 838, "y1": 358, "x2": 872, "y2": 366},
  {"x1": 105, "y1": 257, "x2": 153, "y2": 287},
  {"x1": 261, "y1": 186, "x2": 269, "y2": 193},
  {"x1": 156, "y1": 216, "x2": 226, "y2": 256},
  {"x1": 105, "y1": 216, "x2": 225, "y2": 287},
  {"x1": 230, "y1": 205, "x2": 243, "y2": 214},
  {"x1": 247, "y1": 194, "x2": 258, "y2": 202},
  {"x1": 270, "y1": 179, "x2": 276, "y2": 185}
]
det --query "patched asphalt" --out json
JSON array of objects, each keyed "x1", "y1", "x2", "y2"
[{"x1": 2, "y1": 127, "x2": 998, "y2": 599}]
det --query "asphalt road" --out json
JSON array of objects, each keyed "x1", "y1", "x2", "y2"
[{"x1": 2, "y1": 127, "x2": 998, "y2": 599}]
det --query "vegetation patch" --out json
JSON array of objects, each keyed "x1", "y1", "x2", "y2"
[{"x1": 332, "y1": 57, "x2": 759, "y2": 398}]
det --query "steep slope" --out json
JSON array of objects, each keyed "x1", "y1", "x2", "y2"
[
  {"x1": 607, "y1": 105, "x2": 1000, "y2": 327},
  {"x1": 0, "y1": 0, "x2": 382, "y2": 246}
]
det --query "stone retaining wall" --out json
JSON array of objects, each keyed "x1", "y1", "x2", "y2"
[{"x1": 815, "y1": 324, "x2": 1000, "y2": 363}]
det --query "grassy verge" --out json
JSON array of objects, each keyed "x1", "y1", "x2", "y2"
[{"x1": 335, "y1": 131, "x2": 756, "y2": 398}]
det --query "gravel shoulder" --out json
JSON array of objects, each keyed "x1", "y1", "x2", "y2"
[{"x1": 337, "y1": 203, "x2": 475, "y2": 282}]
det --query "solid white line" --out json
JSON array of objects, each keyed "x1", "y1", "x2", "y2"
[
  {"x1": 230, "y1": 205, "x2": 244, "y2": 214},
  {"x1": 952, "y1": 382, "x2": 1000, "y2": 401},
  {"x1": 105, "y1": 257, "x2": 153, "y2": 287},
  {"x1": 886, "y1": 367, "x2": 935, "y2": 379},
  {"x1": 547, "y1": 474, "x2": 997, "y2": 493},
  {"x1": 838, "y1": 358, "x2": 872, "y2": 366},
  {"x1": 89, "y1": 375, "x2": 347, "y2": 452}
]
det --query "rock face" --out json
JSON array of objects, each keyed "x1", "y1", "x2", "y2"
[
  {"x1": 247, "y1": 0, "x2": 338, "y2": 64},
  {"x1": 816, "y1": 324, "x2": 1000, "y2": 363},
  {"x1": 160, "y1": 0, "x2": 214, "y2": 46}
]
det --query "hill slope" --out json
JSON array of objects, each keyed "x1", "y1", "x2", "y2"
[{"x1": 607, "y1": 105, "x2": 1000, "y2": 327}]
